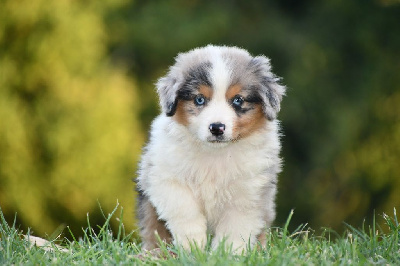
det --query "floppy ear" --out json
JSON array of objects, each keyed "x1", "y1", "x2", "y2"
[
  {"x1": 156, "y1": 70, "x2": 183, "y2": 116},
  {"x1": 249, "y1": 56, "x2": 286, "y2": 120}
]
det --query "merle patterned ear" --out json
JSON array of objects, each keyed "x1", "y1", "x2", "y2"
[
  {"x1": 156, "y1": 74, "x2": 182, "y2": 117},
  {"x1": 249, "y1": 56, "x2": 286, "y2": 120}
]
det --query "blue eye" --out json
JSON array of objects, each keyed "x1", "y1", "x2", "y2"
[
  {"x1": 232, "y1": 95, "x2": 244, "y2": 107},
  {"x1": 194, "y1": 94, "x2": 206, "y2": 106}
]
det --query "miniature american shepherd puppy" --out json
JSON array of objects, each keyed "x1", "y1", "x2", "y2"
[{"x1": 137, "y1": 45, "x2": 285, "y2": 252}]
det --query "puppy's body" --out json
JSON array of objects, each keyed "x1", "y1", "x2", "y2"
[{"x1": 137, "y1": 45, "x2": 285, "y2": 251}]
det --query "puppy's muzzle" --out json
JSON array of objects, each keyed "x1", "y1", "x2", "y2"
[{"x1": 209, "y1": 123, "x2": 225, "y2": 136}]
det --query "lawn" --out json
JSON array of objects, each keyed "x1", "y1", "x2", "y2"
[{"x1": 1, "y1": 205, "x2": 399, "y2": 265}]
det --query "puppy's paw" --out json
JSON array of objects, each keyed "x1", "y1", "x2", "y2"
[
  {"x1": 212, "y1": 236, "x2": 250, "y2": 254},
  {"x1": 174, "y1": 232, "x2": 207, "y2": 251},
  {"x1": 230, "y1": 239, "x2": 248, "y2": 254}
]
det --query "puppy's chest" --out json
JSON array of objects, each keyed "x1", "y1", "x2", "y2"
[
  {"x1": 164, "y1": 140, "x2": 268, "y2": 218},
  {"x1": 193, "y1": 174, "x2": 243, "y2": 221},
  {"x1": 181, "y1": 154, "x2": 257, "y2": 219}
]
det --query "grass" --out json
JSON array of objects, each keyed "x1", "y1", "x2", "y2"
[{"x1": 1, "y1": 205, "x2": 399, "y2": 265}]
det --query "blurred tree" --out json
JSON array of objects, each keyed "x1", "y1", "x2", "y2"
[
  {"x1": 0, "y1": 0, "x2": 142, "y2": 237},
  {"x1": 279, "y1": 0, "x2": 400, "y2": 230}
]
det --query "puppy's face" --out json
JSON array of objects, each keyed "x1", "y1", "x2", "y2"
[
  {"x1": 157, "y1": 46, "x2": 285, "y2": 145},
  {"x1": 174, "y1": 82, "x2": 265, "y2": 144}
]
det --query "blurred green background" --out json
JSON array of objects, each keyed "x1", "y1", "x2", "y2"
[{"x1": 1, "y1": 0, "x2": 399, "y2": 239}]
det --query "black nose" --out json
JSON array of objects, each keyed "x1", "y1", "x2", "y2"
[{"x1": 209, "y1": 123, "x2": 225, "y2": 136}]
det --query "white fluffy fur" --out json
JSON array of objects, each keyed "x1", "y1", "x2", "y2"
[{"x1": 137, "y1": 45, "x2": 284, "y2": 252}]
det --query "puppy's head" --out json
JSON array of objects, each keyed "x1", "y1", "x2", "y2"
[{"x1": 157, "y1": 45, "x2": 285, "y2": 144}]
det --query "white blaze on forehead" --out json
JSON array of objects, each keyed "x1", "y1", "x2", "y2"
[
  {"x1": 209, "y1": 49, "x2": 232, "y2": 100},
  {"x1": 189, "y1": 49, "x2": 236, "y2": 141}
]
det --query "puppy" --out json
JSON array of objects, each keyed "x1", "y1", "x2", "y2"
[{"x1": 137, "y1": 45, "x2": 285, "y2": 252}]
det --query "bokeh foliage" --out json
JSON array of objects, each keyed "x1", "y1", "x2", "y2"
[
  {"x1": 0, "y1": 0, "x2": 399, "y2": 238},
  {"x1": 0, "y1": 0, "x2": 142, "y2": 237}
]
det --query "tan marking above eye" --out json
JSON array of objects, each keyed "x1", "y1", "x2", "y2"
[
  {"x1": 225, "y1": 84, "x2": 242, "y2": 100},
  {"x1": 199, "y1": 85, "x2": 213, "y2": 99}
]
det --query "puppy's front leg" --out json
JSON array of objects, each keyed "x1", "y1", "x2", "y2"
[
  {"x1": 213, "y1": 206, "x2": 264, "y2": 253},
  {"x1": 148, "y1": 180, "x2": 207, "y2": 250}
]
